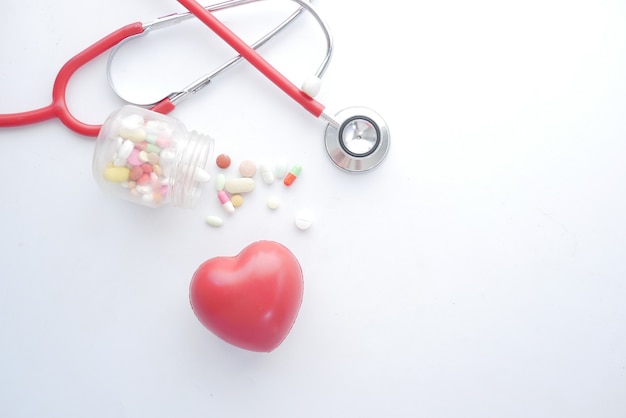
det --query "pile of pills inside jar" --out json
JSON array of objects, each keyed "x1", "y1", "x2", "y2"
[
  {"x1": 205, "y1": 154, "x2": 313, "y2": 231},
  {"x1": 93, "y1": 106, "x2": 213, "y2": 209}
]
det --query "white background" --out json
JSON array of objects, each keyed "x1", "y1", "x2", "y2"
[{"x1": 1, "y1": 0, "x2": 626, "y2": 417}]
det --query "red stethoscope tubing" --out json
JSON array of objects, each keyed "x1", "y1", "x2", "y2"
[
  {"x1": 176, "y1": 0, "x2": 326, "y2": 118},
  {"x1": 1, "y1": 2, "x2": 325, "y2": 136},
  {"x1": 0, "y1": 22, "x2": 175, "y2": 137}
]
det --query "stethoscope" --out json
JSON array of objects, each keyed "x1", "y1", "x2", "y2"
[{"x1": 0, "y1": 0, "x2": 389, "y2": 173}]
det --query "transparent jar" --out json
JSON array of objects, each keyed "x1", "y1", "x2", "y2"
[{"x1": 93, "y1": 106, "x2": 214, "y2": 208}]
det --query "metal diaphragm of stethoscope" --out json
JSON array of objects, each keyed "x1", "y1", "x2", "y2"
[{"x1": 0, "y1": 0, "x2": 389, "y2": 173}]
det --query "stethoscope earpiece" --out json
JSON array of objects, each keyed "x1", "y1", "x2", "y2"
[{"x1": 324, "y1": 107, "x2": 390, "y2": 173}]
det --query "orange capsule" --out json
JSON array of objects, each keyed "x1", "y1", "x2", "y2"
[{"x1": 283, "y1": 164, "x2": 302, "y2": 187}]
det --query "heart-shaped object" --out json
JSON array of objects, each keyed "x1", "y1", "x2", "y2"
[{"x1": 190, "y1": 241, "x2": 304, "y2": 352}]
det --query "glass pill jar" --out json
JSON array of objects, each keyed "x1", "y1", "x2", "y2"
[{"x1": 93, "y1": 105, "x2": 214, "y2": 208}]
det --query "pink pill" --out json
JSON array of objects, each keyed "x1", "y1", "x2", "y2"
[
  {"x1": 128, "y1": 149, "x2": 142, "y2": 166},
  {"x1": 156, "y1": 136, "x2": 171, "y2": 148},
  {"x1": 137, "y1": 173, "x2": 151, "y2": 185},
  {"x1": 129, "y1": 166, "x2": 143, "y2": 181},
  {"x1": 150, "y1": 172, "x2": 160, "y2": 189},
  {"x1": 239, "y1": 160, "x2": 257, "y2": 177},
  {"x1": 141, "y1": 163, "x2": 153, "y2": 173}
]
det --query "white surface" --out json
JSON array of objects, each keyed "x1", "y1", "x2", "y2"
[{"x1": 1, "y1": 0, "x2": 626, "y2": 417}]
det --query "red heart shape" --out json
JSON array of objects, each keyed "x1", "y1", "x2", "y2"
[{"x1": 190, "y1": 241, "x2": 304, "y2": 352}]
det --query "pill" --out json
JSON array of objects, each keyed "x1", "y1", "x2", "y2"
[
  {"x1": 259, "y1": 162, "x2": 275, "y2": 184},
  {"x1": 193, "y1": 166, "x2": 211, "y2": 183},
  {"x1": 205, "y1": 215, "x2": 224, "y2": 227},
  {"x1": 218, "y1": 190, "x2": 235, "y2": 213},
  {"x1": 267, "y1": 196, "x2": 280, "y2": 210},
  {"x1": 239, "y1": 160, "x2": 257, "y2": 177},
  {"x1": 137, "y1": 173, "x2": 151, "y2": 185},
  {"x1": 150, "y1": 172, "x2": 160, "y2": 188},
  {"x1": 138, "y1": 150, "x2": 149, "y2": 163},
  {"x1": 117, "y1": 139, "x2": 134, "y2": 160},
  {"x1": 147, "y1": 152, "x2": 160, "y2": 165},
  {"x1": 145, "y1": 144, "x2": 161, "y2": 154},
  {"x1": 103, "y1": 166, "x2": 130, "y2": 183},
  {"x1": 145, "y1": 120, "x2": 171, "y2": 136},
  {"x1": 136, "y1": 185, "x2": 152, "y2": 195},
  {"x1": 216, "y1": 154, "x2": 231, "y2": 169},
  {"x1": 231, "y1": 194, "x2": 244, "y2": 207},
  {"x1": 156, "y1": 136, "x2": 171, "y2": 149},
  {"x1": 129, "y1": 166, "x2": 143, "y2": 181},
  {"x1": 119, "y1": 126, "x2": 147, "y2": 143},
  {"x1": 273, "y1": 159, "x2": 288, "y2": 179},
  {"x1": 294, "y1": 210, "x2": 314, "y2": 230},
  {"x1": 215, "y1": 173, "x2": 226, "y2": 191},
  {"x1": 121, "y1": 113, "x2": 144, "y2": 130},
  {"x1": 283, "y1": 164, "x2": 302, "y2": 186},
  {"x1": 127, "y1": 149, "x2": 142, "y2": 166},
  {"x1": 225, "y1": 178, "x2": 255, "y2": 194}
]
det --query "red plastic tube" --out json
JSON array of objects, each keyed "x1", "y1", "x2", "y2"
[
  {"x1": 0, "y1": 22, "x2": 178, "y2": 137},
  {"x1": 176, "y1": 0, "x2": 325, "y2": 118}
]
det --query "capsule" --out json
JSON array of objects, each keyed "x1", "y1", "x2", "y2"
[
  {"x1": 283, "y1": 164, "x2": 302, "y2": 187},
  {"x1": 218, "y1": 190, "x2": 235, "y2": 213}
]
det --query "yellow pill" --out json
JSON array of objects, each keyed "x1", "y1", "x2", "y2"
[
  {"x1": 231, "y1": 194, "x2": 244, "y2": 207},
  {"x1": 119, "y1": 126, "x2": 147, "y2": 143},
  {"x1": 103, "y1": 166, "x2": 130, "y2": 183}
]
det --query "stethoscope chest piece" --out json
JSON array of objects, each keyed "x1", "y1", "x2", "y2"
[{"x1": 324, "y1": 107, "x2": 390, "y2": 172}]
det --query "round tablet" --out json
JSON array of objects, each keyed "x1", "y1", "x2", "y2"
[
  {"x1": 239, "y1": 160, "x2": 257, "y2": 177},
  {"x1": 231, "y1": 194, "x2": 244, "y2": 207},
  {"x1": 294, "y1": 210, "x2": 313, "y2": 230},
  {"x1": 216, "y1": 154, "x2": 231, "y2": 169},
  {"x1": 267, "y1": 196, "x2": 280, "y2": 210}
]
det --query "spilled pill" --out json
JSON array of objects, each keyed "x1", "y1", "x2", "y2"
[
  {"x1": 231, "y1": 194, "x2": 244, "y2": 207},
  {"x1": 273, "y1": 159, "x2": 288, "y2": 179},
  {"x1": 239, "y1": 160, "x2": 257, "y2": 178},
  {"x1": 216, "y1": 154, "x2": 231, "y2": 169},
  {"x1": 194, "y1": 167, "x2": 211, "y2": 183},
  {"x1": 225, "y1": 178, "x2": 255, "y2": 194},
  {"x1": 215, "y1": 173, "x2": 226, "y2": 191},
  {"x1": 294, "y1": 210, "x2": 314, "y2": 230},
  {"x1": 260, "y1": 162, "x2": 275, "y2": 184},
  {"x1": 284, "y1": 164, "x2": 302, "y2": 187},
  {"x1": 267, "y1": 196, "x2": 280, "y2": 210},
  {"x1": 205, "y1": 215, "x2": 224, "y2": 227},
  {"x1": 218, "y1": 190, "x2": 235, "y2": 213}
]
